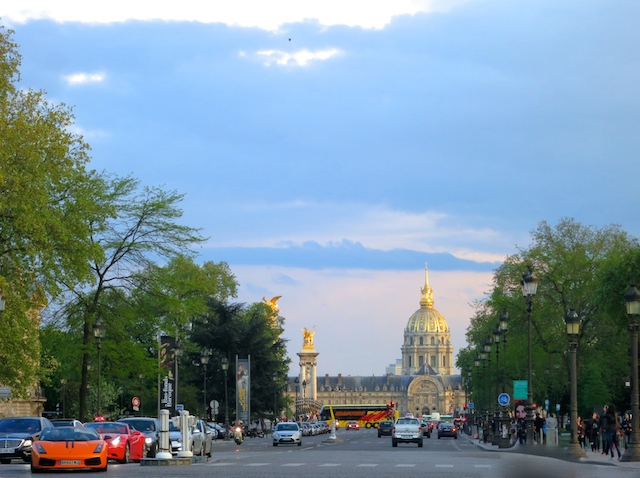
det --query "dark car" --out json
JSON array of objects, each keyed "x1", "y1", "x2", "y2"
[
  {"x1": 50, "y1": 418, "x2": 84, "y2": 428},
  {"x1": 437, "y1": 422, "x2": 458, "y2": 439},
  {"x1": 421, "y1": 420, "x2": 434, "y2": 437},
  {"x1": 117, "y1": 417, "x2": 161, "y2": 457},
  {"x1": 0, "y1": 416, "x2": 54, "y2": 463},
  {"x1": 377, "y1": 420, "x2": 394, "y2": 437}
]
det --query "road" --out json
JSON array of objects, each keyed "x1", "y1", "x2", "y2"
[{"x1": 0, "y1": 428, "x2": 636, "y2": 477}]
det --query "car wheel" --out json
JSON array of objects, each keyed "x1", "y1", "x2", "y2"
[
  {"x1": 206, "y1": 443, "x2": 212, "y2": 458},
  {"x1": 418, "y1": 440, "x2": 423, "y2": 448},
  {"x1": 120, "y1": 443, "x2": 130, "y2": 464},
  {"x1": 148, "y1": 442, "x2": 158, "y2": 458},
  {"x1": 0, "y1": 459, "x2": 11, "y2": 465},
  {"x1": 392, "y1": 439, "x2": 397, "y2": 447},
  {"x1": 97, "y1": 463, "x2": 108, "y2": 472},
  {"x1": 297, "y1": 441, "x2": 302, "y2": 446},
  {"x1": 273, "y1": 443, "x2": 278, "y2": 447},
  {"x1": 30, "y1": 461, "x2": 43, "y2": 473},
  {"x1": 438, "y1": 435, "x2": 441, "y2": 439},
  {"x1": 378, "y1": 433, "x2": 381, "y2": 438},
  {"x1": 454, "y1": 436, "x2": 458, "y2": 439}
]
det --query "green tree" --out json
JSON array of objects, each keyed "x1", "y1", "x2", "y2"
[
  {"x1": 0, "y1": 26, "x2": 111, "y2": 396},
  {"x1": 459, "y1": 218, "x2": 637, "y2": 418}
]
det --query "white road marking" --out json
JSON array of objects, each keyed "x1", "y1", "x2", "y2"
[
  {"x1": 319, "y1": 463, "x2": 341, "y2": 466},
  {"x1": 435, "y1": 464, "x2": 454, "y2": 467},
  {"x1": 282, "y1": 463, "x2": 306, "y2": 466},
  {"x1": 357, "y1": 464, "x2": 378, "y2": 467}
]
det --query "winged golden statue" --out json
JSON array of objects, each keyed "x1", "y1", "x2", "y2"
[
  {"x1": 263, "y1": 296, "x2": 282, "y2": 315},
  {"x1": 302, "y1": 326, "x2": 316, "y2": 350}
]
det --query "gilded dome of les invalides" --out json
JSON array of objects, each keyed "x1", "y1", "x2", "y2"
[{"x1": 405, "y1": 268, "x2": 449, "y2": 334}]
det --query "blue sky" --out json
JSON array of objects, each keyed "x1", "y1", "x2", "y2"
[{"x1": 3, "y1": 1, "x2": 639, "y2": 377}]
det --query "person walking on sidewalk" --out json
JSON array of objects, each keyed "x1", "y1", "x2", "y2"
[
  {"x1": 606, "y1": 404, "x2": 622, "y2": 460},
  {"x1": 590, "y1": 411, "x2": 600, "y2": 452}
]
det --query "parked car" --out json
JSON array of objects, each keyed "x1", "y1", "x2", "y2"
[
  {"x1": 377, "y1": 420, "x2": 394, "y2": 437},
  {"x1": 30, "y1": 426, "x2": 108, "y2": 473},
  {"x1": 117, "y1": 417, "x2": 161, "y2": 458},
  {"x1": 193, "y1": 419, "x2": 213, "y2": 457},
  {"x1": 84, "y1": 421, "x2": 146, "y2": 462},
  {"x1": 0, "y1": 416, "x2": 53, "y2": 464},
  {"x1": 437, "y1": 422, "x2": 458, "y2": 439},
  {"x1": 272, "y1": 422, "x2": 302, "y2": 447},
  {"x1": 50, "y1": 419, "x2": 84, "y2": 428},
  {"x1": 346, "y1": 421, "x2": 360, "y2": 430},
  {"x1": 207, "y1": 422, "x2": 226, "y2": 440}
]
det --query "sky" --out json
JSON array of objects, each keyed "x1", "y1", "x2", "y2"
[{"x1": 2, "y1": 1, "x2": 639, "y2": 378}]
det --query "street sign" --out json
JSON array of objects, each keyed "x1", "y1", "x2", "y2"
[
  {"x1": 0, "y1": 387, "x2": 11, "y2": 399},
  {"x1": 544, "y1": 399, "x2": 550, "y2": 411},
  {"x1": 468, "y1": 402, "x2": 474, "y2": 409},
  {"x1": 176, "y1": 404, "x2": 184, "y2": 411},
  {"x1": 513, "y1": 380, "x2": 528, "y2": 400},
  {"x1": 132, "y1": 397, "x2": 140, "y2": 407},
  {"x1": 210, "y1": 400, "x2": 219, "y2": 414},
  {"x1": 498, "y1": 393, "x2": 510, "y2": 407}
]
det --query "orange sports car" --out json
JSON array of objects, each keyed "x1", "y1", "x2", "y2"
[
  {"x1": 30, "y1": 426, "x2": 108, "y2": 473},
  {"x1": 84, "y1": 421, "x2": 146, "y2": 463}
]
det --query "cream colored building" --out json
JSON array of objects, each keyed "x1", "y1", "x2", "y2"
[{"x1": 286, "y1": 268, "x2": 466, "y2": 419}]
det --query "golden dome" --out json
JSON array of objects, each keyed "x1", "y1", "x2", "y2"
[{"x1": 405, "y1": 267, "x2": 450, "y2": 333}]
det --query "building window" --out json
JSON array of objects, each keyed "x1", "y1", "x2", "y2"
[
  {"x1": 408, "y1": 356, "x2": 412, "y2": 367},
  {"x1": 431, "y1": 337, "x2": 435, "y2": 345},
  {"x1": 430, "y1": 356, "x2": 436, "y2": 367},
  {"x1": 419, "y1": 337, "x2": 423, "y2": 345},
  {"x1": 443, "y1": 355, "x2": 447, "y2": 367},
  {"x1": 419, "y1": 356, "x2": 424, "y2": 367}
]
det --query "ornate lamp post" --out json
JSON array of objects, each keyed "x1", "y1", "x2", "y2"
[
  {"x1": 273, "y1": 372, "x2": 278, "y2": 424},
  {"x1": 621, "y1": 285, "x2": 640, "y2": 461},
  {"x1": 0, "y1": 289, "x2": 5, "y2": 313},
  {"x1": 92, "y1": 318, "x2": 106, "y2": 417},
  {"x1": 474, "y1": 354, "x2": 481, "y2": 436},
  {"x1": 492, "y1": 325, "x2": 502, "y2": 443},
  {"x1": 302, "y1": 380, "x2": 307, "y2": 420},
  {"x1": 199, "y1": 349, "x2": 210, "y2": 420},
  {"x1": 521, "y1": 266, "x2": 538, "y2": 444},
  {"x1": 221, "y1": 357, "x2": 230, "y2": 440},
  {"x1": 564, "y1": 309, "x2": 587, "y2": 458},
  {"x1": 294, "y1": 377, "x2": 300, "y2": 420}
]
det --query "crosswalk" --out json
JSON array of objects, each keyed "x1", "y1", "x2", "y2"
[{"x1": 206, "y1": 462, "x2": 495, "y2": 469}]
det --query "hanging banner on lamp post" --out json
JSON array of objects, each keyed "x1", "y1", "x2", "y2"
[
  {"x1": 236, "y1": 356, "x2": 250, "y2": 424},
  {"x1": 159, "y1": 336, "x2": 177, "y2": 415}
]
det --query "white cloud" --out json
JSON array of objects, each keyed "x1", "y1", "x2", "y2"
[
  {"x1": 206, "y1": 200, "x2": 515, "y2": 260},
  {"x1": 1, "y1": 1, "x2": 473, "y2": 30},
  {"x1": 255, "y1": 48, "x2": 342, "y2": 67},
  {"x1": 63, "y1": 72, "x2": 106, "y2": 85}
]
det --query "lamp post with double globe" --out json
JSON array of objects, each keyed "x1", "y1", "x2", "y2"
[
  {"x1": 92, "y1": 318, "x2": 106, "y2": 417},
  {"x1": 199, "y1": 349, "x2": 210, "y2": 420}
]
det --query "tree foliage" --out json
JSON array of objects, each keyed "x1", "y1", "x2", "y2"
[{"x1": 458, "y1": 218, "x2": 638, "y2": 418}]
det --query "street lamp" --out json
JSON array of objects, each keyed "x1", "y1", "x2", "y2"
[
  {"x1": 492, "y1": 325, "x2": 502, "y2": 444},
  {"x1": 521, "y1": 266, "x2": 538, "y2": 444},
  {"x1": 621, "y1": 285, "x2": 640, "y2": 461},
  {"x1": 199, "y1": 349, "x2": 210, "y2": 420},
  {"x1": 302, "y1": 380, "x2": 307, "y2": 420},
  {"x1": 272, "y1": 373, "x2": 278, "y2": 425},
  {"x1": 221, "y1": 357, "x2": 230, "y2": 439},
  {"x1": 0, "y1": 289, "x2": 5, "y2": 314},
  {"x1": 92, "y1": 317, "x2": 106, "y2": 417},
  {"x1": 294, "y1": 377, "x2": 300, "y2": 420},
  {"x1": 564, "y1": 309, "x2": 587, "y2": 458},
  {"x1": 60, "y1": 379, "x2": 67, "y2": 418}
]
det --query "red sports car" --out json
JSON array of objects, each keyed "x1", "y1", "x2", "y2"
[{"x1": 84, "y1": 421, "x2": 146, "y2": 463}]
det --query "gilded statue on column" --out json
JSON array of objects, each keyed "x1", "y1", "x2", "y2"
[{"x1": 302, "y1": 327, "x2": 316, "y2": 350}]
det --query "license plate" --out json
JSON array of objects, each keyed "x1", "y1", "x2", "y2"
[
  {"x1": 60, "y1": 460, "x2": 81, "y2": 465},
  {"x1": 0, "y1": 448, "x2": 14, "y2": 454},
  {"x1": 401, "y1": 435, "x2": 412, "y2": 439}
]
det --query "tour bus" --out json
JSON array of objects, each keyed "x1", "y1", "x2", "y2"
[{"x1": 318, "y1": 404, "x2": 399, "y2": 429}]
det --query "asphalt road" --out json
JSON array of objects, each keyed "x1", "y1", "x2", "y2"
[{"x1": 0, "y1": 429, "x2": 637, "y2": 477}]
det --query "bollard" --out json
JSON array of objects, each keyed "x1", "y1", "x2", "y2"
[
  {"x1": 156, "y1": 410, "x2": 172, "y2": 459},
  {"x1": 177, "y1": 410, "x2": 193, "y2": 458}
]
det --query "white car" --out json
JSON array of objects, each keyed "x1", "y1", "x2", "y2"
[{"x1": 272, "y1": 422, "x2": 302, "y2": 447}]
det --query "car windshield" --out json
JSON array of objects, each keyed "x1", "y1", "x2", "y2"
[
  {"x1": 0, "y1": 418, "x2": 41, "y2": 433},
  {"x1": 41, "y1": 427, "x2": 100, "y2": 442},
  {"x1": 120, "y1": 419, "x2": 155, "y2": 432},
  {"x1": 85, "y1": 423, "x2": 128, "y2": 434},
  {"x1": 276, "y1": 424, "x2": 298, "y2": 431},
  {"x1": 51, "y1": 420, "x2": 76, "y2": 427}
]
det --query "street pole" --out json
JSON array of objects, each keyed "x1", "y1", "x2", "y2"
[
  {"x1": 565, "y1": 309, "x2": 587, "y2": 458},
  {"x1": 622, "y1": 285, "x2": 640, "y2": 461},
  {"x1": 92, "y1": 318, "x2": 106, "y2": 417},
  {"x1": 521, "y1": 266, "x2": 538, "y2": 445},
  {"x1": 221, "y1": 357, "x2": 230, "y2": 440}
]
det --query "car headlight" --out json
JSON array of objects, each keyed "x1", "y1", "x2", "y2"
[
  {"x1": 273, "y1": 433, "x2": 280, "y2": 439},
  {"x1": 93, "y1": 442, "x2": 105, "y2": 453},
  {"x1": 145, "y1": 437, "x2": 153, "y2": 444},
  {"x1": 35, "y1": 443, "x2": 47, "y2": 454},
  {"x1": 22, "y1": 439, "x2": 33, "y2": 447},
  {"x1": 111, "y1": 436, "x2": 121, "y2": 445}
]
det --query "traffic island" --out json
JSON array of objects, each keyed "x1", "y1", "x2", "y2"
[{"x1": 141, "y1": 457, "x2": 192, "y2": 466}]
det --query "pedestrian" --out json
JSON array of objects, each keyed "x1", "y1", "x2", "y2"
[
  {"x1": 576, "y1": 416, "x2": 586, "y2": 449},
  {"x1": 534, "y1": 412, "x2": 545, "y2": 444},
  {"x1": 605, "y1": 404, "x2": 622, "y2": 460},
  {"x1": 621, "y1": 412, "x2": 631, "y2": 449},
  {"x1": 590, "y1": 411, "x2": 600, "y2": 452},
  {"x1": 600, "y1": 406, "x2": 611, "y2": 455}
]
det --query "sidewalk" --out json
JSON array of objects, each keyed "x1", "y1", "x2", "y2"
[{"x1": 462, "y1": 432, "x2": 640, "y2": 469}]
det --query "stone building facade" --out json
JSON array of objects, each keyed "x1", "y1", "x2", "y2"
[{"x1": 285, "y1": 268, "x2": 466, "y2": 418}]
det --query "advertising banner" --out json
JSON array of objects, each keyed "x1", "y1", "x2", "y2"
[
  {"x1": 159, "y1": 336, "x2": 177, "y2": 415},
  {"x1": 236, "y1": 356, "x2": 250, "y2": 424}
]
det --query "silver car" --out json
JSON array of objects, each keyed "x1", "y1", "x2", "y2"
[{"x1": 272, "y1": 422, "x2": 302, "y2": 447}]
